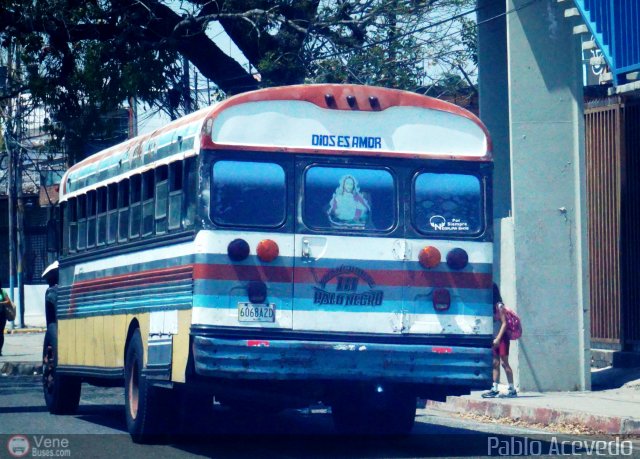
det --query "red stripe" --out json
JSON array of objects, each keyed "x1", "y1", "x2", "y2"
[
  {"x1": 193, "y1": 263, "x2": 293, "y2": 283},
  {"x1": 69, "y1": 263, "x2": 491, "y2": 294},
  {"x1": 71, "y1": 265, "x2": 194, "y2": 294},
  {"x1": 193, "y1": 263, "x2": 491, "y2": 289}
]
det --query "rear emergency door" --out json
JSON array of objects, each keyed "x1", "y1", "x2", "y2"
[{"x1": 292, "y1": 161, "x2": 407, "y2": 334}]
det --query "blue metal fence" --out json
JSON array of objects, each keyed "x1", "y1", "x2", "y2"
[{"x1": 574, "y1": 0, "x2": 640, "y2": 85}]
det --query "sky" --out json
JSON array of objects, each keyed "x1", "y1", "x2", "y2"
[{"x1": 137, "y1": 19, "x2": 251, "y2": 135}]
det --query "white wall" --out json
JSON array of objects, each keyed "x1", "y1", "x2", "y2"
[{"x1": 5, "y1": 285, "x2": 48, "y2": 328}]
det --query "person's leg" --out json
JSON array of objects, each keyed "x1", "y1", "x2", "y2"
[
  {"x1": 0, "y1": 315, "x2": 6, "y2": 355},
  {"x1": 500, "y1": 344, "x2": 517, "y2": 397},
  {"x1": 482, "y1": 353, "x2": 501, "y2": 397},
  {"x1": 500, "y1": 355, "x2": 514, "y2": 385}
]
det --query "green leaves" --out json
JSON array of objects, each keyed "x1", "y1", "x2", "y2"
[{"x1": 1, "y1": 0, "x2": 477, "y2": 163}]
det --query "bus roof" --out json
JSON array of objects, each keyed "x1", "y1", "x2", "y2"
[{"x1": 60, "y1": 84, "x2": 491, "y2": 200}]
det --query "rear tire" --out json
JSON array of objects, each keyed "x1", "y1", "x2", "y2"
[
  {"x1": 125, "y1": 328, "x2": 170, "y2": 443},
  {"x1": 332, "y1": 384, "x2": 416, "y2": 435},
  {"x1": 42, "y1": 323, "x2": 81, "y2": 415}
]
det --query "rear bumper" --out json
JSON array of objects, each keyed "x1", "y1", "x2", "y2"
[{"x1": 192, "y1": 335, "x2": 492, "y2": 388}]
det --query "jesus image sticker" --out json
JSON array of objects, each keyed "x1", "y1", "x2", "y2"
[{"x1": 327, "y1": 175, "x2": 371, "y2": 228}]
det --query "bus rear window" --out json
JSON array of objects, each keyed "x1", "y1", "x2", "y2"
[
  {"x1": 211, "y1": 161, "x2": 286, "y2": 227},
  {"x1": 304, "y1": 166, "x2": 395, "y2": 231},
  {"x1": 413, "y1": 172, "x2": 483, "y2": 235}
]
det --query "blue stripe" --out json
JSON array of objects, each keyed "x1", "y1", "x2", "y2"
[
  {"x1": 193, "y1": 293, "x2": 489, "y2": 316},
  {"x1": 58, "y1": 301, "x2": 191, "y2": 319}
]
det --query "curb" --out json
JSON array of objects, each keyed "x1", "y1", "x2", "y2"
[
  {"x1": 4, "y1": 328, "x2": 46, "y2": 334},
  {"x1": 427, "y1": 397, "x2": 640, "y2": 435},
  {"x1": 0, "y1": 361, "x2": 42, "y2": 376}
]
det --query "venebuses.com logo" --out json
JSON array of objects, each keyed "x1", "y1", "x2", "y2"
[
  {"x1": 6, "y1": 435, "x2": 71, "y2": 457},
  {"x1": 488, "y1": 436, "x2": 634, "y2": 456},
  {"x1": 7, "y1": 436, "x2": 30, "y2": 458}
]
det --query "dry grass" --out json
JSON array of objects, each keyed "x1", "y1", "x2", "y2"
[{"x1": 455, "y1": 411, "x2": 606, "y2": 436}]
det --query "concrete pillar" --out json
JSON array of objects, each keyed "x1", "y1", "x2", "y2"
[
  {"x1": 477, "y1": 0, "x2": 510, "y2": 219},
  {"x1": 478, "y1": 0, "x2": 590, "y2": 391}
]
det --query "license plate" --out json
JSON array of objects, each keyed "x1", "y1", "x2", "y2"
[{"x1": 238, "y1": 302, "x2": 276, "y2": 322}]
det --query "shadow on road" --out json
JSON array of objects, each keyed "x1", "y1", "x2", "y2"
[
  {"x1": 0, "y1": 405, "x2": 50, "y2": 414},
  {"x1": 70, "y1": 403, "x2": 591, "y2": 458}
]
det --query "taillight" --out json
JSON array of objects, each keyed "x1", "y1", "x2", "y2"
[
  {"x1": 227, "y1": 239, "x2": 250, "y2": 261},
  {"x1": 446, "y1": 248, "x2": 469, "y2": 270},
  {"x1": 419, "y1": 246, "x2": 441, "y2": 269},
  {"x1": 256, "y1": 239, "x2": 279, "y2": 262},
  {"x1": 432, "y1": 347, "x2": 453, "y2": 354},
  {"x1": 433, "y1": 288, "x2": 451, "y2": 311}
]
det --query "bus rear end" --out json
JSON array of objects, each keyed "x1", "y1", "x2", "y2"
[{"x1": 189, "y1": 84, "x2": 493, "y2": 434}]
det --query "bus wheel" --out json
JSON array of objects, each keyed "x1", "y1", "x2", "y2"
[
  {"x1": 124, "y1": 329, "x2": 168, "y2": 443},
  {"x1": 331, "y1": 385, "x2": 416, "y2": 435},
  {"x1": 42, "y1": 323, "x2": 81, "y2": 415}
]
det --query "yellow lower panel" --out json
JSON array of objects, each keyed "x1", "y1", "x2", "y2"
[
  {"x1": 57, "y1": 311, "x2": 189, "y2": 375},
  {"x1": 74, "y1": 317, "x2": 86, "y2": 366},
  {"x1": 111, "y1": 314, "x2": 128, "y2": 368},
  {"x1": 92, "y1": 315, "x2": 105, "y2": 367},
  {"x1": 172, "y1": 309, "x2": 192, "y2": 383},
  {"x1": 57, "y1": 319, "x2": 75, "y2": 365}
]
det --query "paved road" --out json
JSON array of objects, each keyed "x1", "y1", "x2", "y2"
[{"x1": 0, "y1": 376, "x2": 637, "y2": 458}]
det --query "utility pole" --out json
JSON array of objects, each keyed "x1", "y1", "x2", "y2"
[
  {"x1": 5, "y1": 40, "x2": 17, "y2": 328},
  {"x1": 182, "y1": 55, "x2": 192, "y2": 114},
  {"x1": 16, "y1": 117, "x2": 25, "y2": 328},
  {"x1": 4, "y1": 40, "x2": 25, "y2": 327},
  {"x1": 128, "y1": 96, "x2": 138, "y2": 138}
]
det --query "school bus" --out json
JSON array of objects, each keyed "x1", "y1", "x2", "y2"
[{"x1": 42, "y1": 84, "x2": 494, "y2": 440}]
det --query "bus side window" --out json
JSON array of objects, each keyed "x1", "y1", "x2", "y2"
[
  {"x1": 155, "y1": 165, "x2": 169, "y2": 235},
  {"x1": 130, "y1": 175, "x2": 142, "y2": 239},
  {"x1": 97, "y1": 187, "x2": 107, "y2": 246},
  {"x1": 107, "y1": 183, "x2": 118, "y2": 244},
  {"x1": 118, "y1": 179, "x2": 130, "y2": 243},
  {"x1": 67, "y1": 198, "x2": 77, "y2": 254},
  {"x1": 87, "y1": 190, "x2": 97, "y2": 249},
  {"x1": 168, "y1": 161, "x2": 183, "y2": 231},
  {"x1": 183, "y1": 157, "x2": 196, "y2": 228},
  {"x1": 77, "y1": 194, "x2": 87, "y2": 251},
  {"x1": 60, "y1": 202, "x2": 67, "y2": 254},
  {"x1": 142, "y1": 170, "x2": 155, "y2": 237}
]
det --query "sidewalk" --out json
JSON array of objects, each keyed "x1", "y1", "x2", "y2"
[
  {"x1": 1, "y1": 330, "x2": 45, "y2": 376},
  {"x1": 424, "y1": 367, "x2": 640, "y2": 435}
]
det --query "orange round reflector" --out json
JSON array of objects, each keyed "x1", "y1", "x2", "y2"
[
  {"x1": 256, "y1": 239, "x2": 279, "y2": 262},
  {"x1": 419, "y1": 246, "x2": 441, "y2": 269}
]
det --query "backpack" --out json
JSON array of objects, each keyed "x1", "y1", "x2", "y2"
[
  {"x1": 503, "y1": 306, "x2": 522, "y2": 340},
  {"x1": 1, "y1": 289, "x2": 16, "y2": 322}
]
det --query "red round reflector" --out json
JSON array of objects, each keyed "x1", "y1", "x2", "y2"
[
  {"x1": 446, "y1": 248, "x2": 469, "y2": 270},
  {"x1": 419, "y1": 246, "x2": 441, "y2": 269},
  {"x1": 227, "y1": 239, "x2": 250, "y2": 261},
  {"x1": 256, "y1": 239, "x2": 279, "y2": 262}
]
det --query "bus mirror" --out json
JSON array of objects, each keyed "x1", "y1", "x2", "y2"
[{"x1": 47, "y1": 219, "x2": 59, "y2": 252}]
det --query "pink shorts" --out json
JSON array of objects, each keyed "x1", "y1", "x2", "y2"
[{"x1": 493, "y1": 336, "x2": 510, "y2": 357}]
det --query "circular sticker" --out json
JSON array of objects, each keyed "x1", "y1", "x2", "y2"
[{"x1": 7, "y1": 435, "x2": 30, "y2": 458}]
